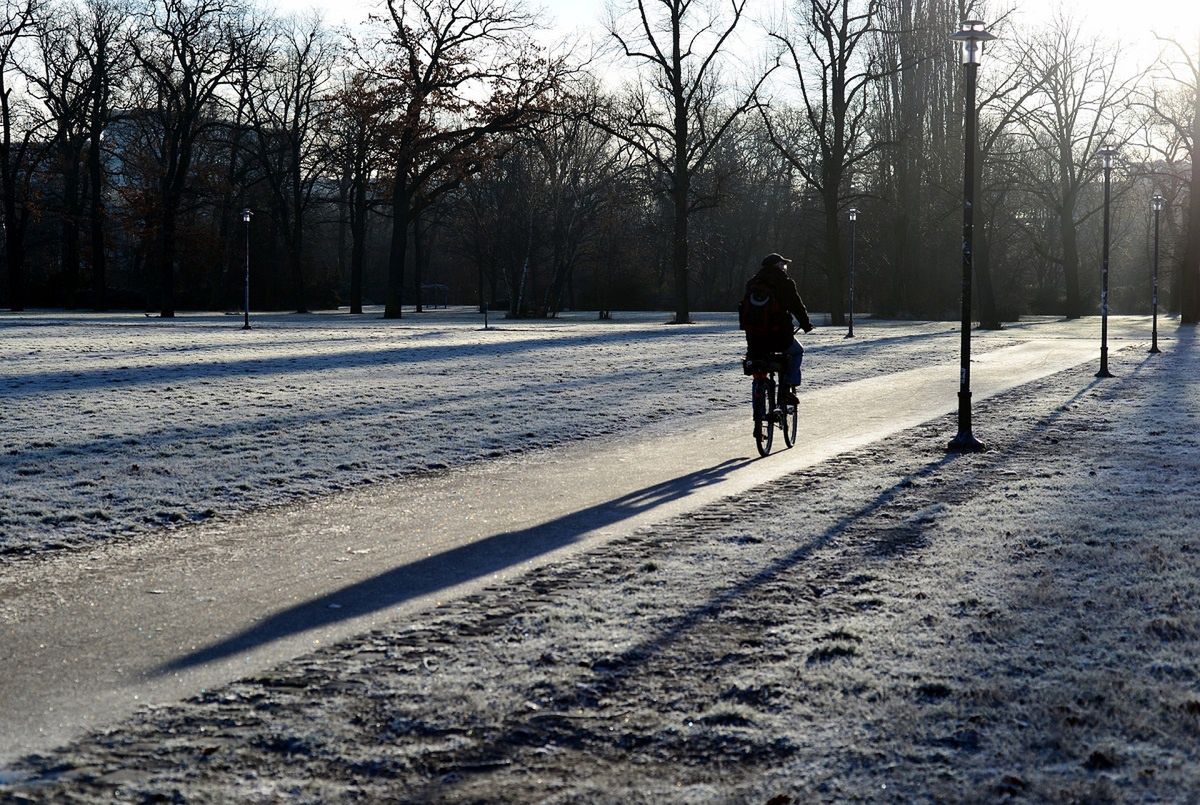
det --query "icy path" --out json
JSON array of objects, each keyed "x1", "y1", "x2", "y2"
[{"x1": 0, "y1": 330, "x2": 1120, "y2": 764}]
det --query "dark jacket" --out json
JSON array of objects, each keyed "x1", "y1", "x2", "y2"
[{"x1": 749, "y1": 263, "x2": 813, "y2": 331}]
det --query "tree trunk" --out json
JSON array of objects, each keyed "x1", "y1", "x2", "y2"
[
  {"x1": 823, "y1": 189, "x2": 845, "y2": 326},
  {"x1": 1060, "y1": 205, "x2": 1082, "y2": 319},
  {"x1": 212, "y1": 198, "x2": 235, "y2": 310},
  {"x1": 5, "y1": 221, "x2": 24, "y2": 311},
  {"x1": 975, "y1": 178, "x2": 1001, "y2": 329},
  {"x1": 671, "y1": 183, "x2": 690, "y2": 323},
  {"x1": 670, "y1": 18, "x2": 691, "y2": 325},
  {"x1": 545, "y1": 220, "x2": 572, "y2": 317},
  {"x1": 88, "y1": 130, "x2": 107, "y2": 310},
  {"x1": 543, "y1": 188, "x2": 568, "y2": 316},
  {"x1": 61, "y1": 158, "x2": 82, "y2": 308},
  {"x1": 1182, "y1": 92, "x2": 1200, "y2": 324},
  {"x1": 338, "y1": 164, "x2": 350, "y2": 289},
  {"x1": 413, "y1": 208, "x2": 424, "y2": 313},
  {"x1": 384, "y1": 165, "x2": 411, "y2": 319},
  {"x1": 4, "y1": 190, "x2": 24, "y2": 311},
  {"x1": 349, "y1": 178, "x2": 366, "y2": 314},
  {"x1": 211, "y1": 145, "x2": 243, "y2": 310},
  {"x1": 975, "y1": 224, "x2": 1001, "y2": 328},
  {"x1": 157, "y1": 207, "x2": 177, "y2": 318},
  {"x1": 893, "y1": 0, "x2": 922, "y2": 316},
  {"x1": 290, "y1": 160, "x2": 308, "y2": 313},
  {"x1": 289, "y1": 231, "x2": 307, "y2": 313},
  {"x1": 158, "y1": 129, "x2": 194, "y2": 318}
]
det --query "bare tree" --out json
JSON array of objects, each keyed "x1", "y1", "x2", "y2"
[
  {"x1": 593, "y1": 0, "x2": 770, "y2": 324},
  {"x1": 761, "y1": 0, "x2": 884, "y2": 327},
  {"x1": 23, "y1": 0, "x2": 128, "y2": 310},
  {"x1": 25, "y1": 0, "x2": 95, "y2": 307},
  {"x1": 971, "y1": 34, "x2": 1048, "y2": 328},
  {"x1": 80, "y1": 0, "x2": 128, "y2": 310},
  {"x1": 372, "y1": 0, "x2": 568, "y2": 319},
  {"x1": 1015, "y1": 15, "x2": 1140, "y2": 318},
  {"x1": 533, "y1": 91, "x2": 634, "y2": 316},
  {"x1": 330, "y1": 68, "x2": 393, "y2": 314},
  {"x1": 246, "y1": 12, "x2": 336, "y2": 313},
  {"x1": 129, "y1": 0, "x2": 255, "y2": 317}
]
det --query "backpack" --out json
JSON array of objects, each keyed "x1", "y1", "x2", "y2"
[{"x1": 738, "y1": 279, "x2": 792, "y2": 353}]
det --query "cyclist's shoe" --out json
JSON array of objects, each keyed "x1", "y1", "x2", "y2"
[
  {"x1": 782, "y1": 389, "x2": 799, "y2": 406},
  {"x1": 753, "y1": 424, "x2": 764, "y2": 439}
]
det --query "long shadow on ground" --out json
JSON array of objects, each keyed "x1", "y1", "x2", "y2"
[{"x1": 158, "y1": 456, "x2": 755, "y2": 674}]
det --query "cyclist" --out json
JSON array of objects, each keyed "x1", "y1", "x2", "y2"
[{"x1": 741, "y1": 253, "x2": 815, "y2": 411}]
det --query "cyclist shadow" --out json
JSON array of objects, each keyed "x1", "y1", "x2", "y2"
[{"x1": 157, "y1": 456, "x2": 755, "y2": 675}]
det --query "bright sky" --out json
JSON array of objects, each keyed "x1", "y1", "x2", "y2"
[
  {"x1": 276, "y1": 0, "x2": 1200, "y2": 65},
  {"x1": 269, "y1": 0, "x2": 596, "y2": 31},
  {"x1": 1017, "y1": 0, "x2": 1200, "y2": 63}
]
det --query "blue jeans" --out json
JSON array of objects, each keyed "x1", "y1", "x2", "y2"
[{"x1": 783, "y1": 339, "x2": 804, "y2": 387}]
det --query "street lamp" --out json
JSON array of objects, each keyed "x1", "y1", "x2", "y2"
[
  {"x1": 847, "y1": 207, "x2": 858, "y2": 338},
  {"x1": 1150, "y1": 193, "x2": 1164, "y2": 354},
  {"x1": 242, "y1": 208, "x2": 253, "y2": 331},
  {"x1": 947, "y1": 19, "x2": 995, "y2": 453},
  {"x1": 1096, "y1": 147, "x2": 1117, "y2": 377}
]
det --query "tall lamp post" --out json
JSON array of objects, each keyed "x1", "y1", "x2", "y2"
[
  {"x1": 1150, "y1": 193, "x2": 1164, "y2": 354},
  {"x1": 242, "y1": 208, "x2": 253, "y2": 331},
  {"x1": 1096, "y1": 147, "x2": 1117, "y2": 377},
  {"x1": 847, "y1": 207, "x2": 858, "y2": 338},
  {"x1": 947, "y1": 19, "x2": 994, "y2": 453}
]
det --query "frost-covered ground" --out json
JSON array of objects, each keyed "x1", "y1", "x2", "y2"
[
  {"x1": 3, "y1": 308, "x2": 1014, "y2": 557},
  {"x1": 3, "y1": 311, "x2": 1199, "y2": 802}
]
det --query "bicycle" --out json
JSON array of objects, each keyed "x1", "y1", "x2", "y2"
[{"x1": 742, "y1": 351, "x2": 798, "y2": 457}]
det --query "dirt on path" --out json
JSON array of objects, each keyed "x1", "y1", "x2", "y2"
[{"x1": 5, "y1": 340, "x2": 1200, "y2": 802}]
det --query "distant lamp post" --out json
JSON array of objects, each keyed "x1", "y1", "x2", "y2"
[
  {"x1": 1096, "y1": 147, "x2": 1117, "y2": 377},
  {"x1": 242, "y1": 208, "x2": 253, "y2": 331},
  {"x1": 947, "y1": 19, "x2": 995, "y2": 453},
  {"x1": 847, "y1": 207, "x2": 858, "y2": 338},
  {"x1": 1150, "y1": 193, "x2": 1164, "y2": 354}
]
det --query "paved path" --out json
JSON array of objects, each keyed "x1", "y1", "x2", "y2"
[{"x1": 0, "y1": 324, "x2": 1145, "y2": 764}]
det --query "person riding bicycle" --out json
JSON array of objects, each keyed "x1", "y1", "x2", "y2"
[{"x1": 740, "y1": 253, "x2": 815, "y2": 408}]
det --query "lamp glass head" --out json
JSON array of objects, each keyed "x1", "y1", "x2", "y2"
[
  {"x1": 950, "y1": 20, "x2": 996, "y2": 64},
  {"x1": 1097, "y1": 147, "x2": 1117, "y2": 170},
  {"x1": 848, "y1": 207, "x2": 858, "y2": 221},
  {"x1": 1152, "y1": 194, "x2": 1165, "y2": 211},
  {"x1": 242, "y1": 208, "x2": 252, "y2": 223}
]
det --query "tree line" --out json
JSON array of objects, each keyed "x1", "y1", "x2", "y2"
[{"x1": 1, "y1": 0, "x2": 1198, "y2": 325}]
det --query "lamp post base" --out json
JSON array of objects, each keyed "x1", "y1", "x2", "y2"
[
  {"x1": 242, "y1": 324, "x2": 252, "y2": 331},
  {"x1": 947, "y1": 431, "x2": 986, "y2": 453},
  {"x1": 844, "y1": 330, "x2": 854, "y2": 339},
  {"x1": 1149, "y1": 344, "x2": 1161, "y2": 354},
  {"x1": 1095, "y1": 368, "x2": 1113, "y2": 378}
]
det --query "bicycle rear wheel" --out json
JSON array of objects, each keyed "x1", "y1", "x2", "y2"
[
  {"x1": 781, "y1": 383, "x2": 798, "y2": 448},
  {"x1": 753, "y1": 377, "x2": 774, "y2": 456}
]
